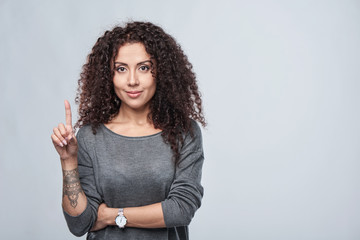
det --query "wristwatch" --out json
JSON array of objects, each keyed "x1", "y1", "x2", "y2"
[{"x1": 115, "y1": 208, "x2": 127, "y2": 229}]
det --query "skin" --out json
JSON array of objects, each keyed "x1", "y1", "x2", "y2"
[
  {"x1": 51, "y1": 43, "x2": 166, "y2": 232},
  {"x1": 105, "y1": 42, "x2": 161, "y2": 137},
  {"x1": 51, "y1": 100, "x2": 86, "y2": 217}
]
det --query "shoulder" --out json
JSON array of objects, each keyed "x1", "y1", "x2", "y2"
[
  {"x1": 181, "y1": 119, "x2": 203, "y2": 153},
  {"x1": 75, "y1": 124, "x2": 101, "y2": 149},
  {"x1": 76, "y1": 124, "x2": 95, "y2": 140},
  {"x1": 190, "y1": 119, "x2": 202, "y2": 137}
]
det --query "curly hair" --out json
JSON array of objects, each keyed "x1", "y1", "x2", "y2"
[{"x1": 75, "y1": 21, "x2": 206, "y2": 162}]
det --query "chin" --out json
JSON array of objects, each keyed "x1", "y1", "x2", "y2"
[{"x1": 122, "y1": 102, "x2": 151, "y2": 111}]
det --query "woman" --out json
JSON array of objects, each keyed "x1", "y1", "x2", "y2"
[{"x1": 51, "y1": 21, "x2": 206, "y2": 240}]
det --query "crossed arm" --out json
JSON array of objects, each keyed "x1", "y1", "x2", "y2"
[
  {"x1": 62, "y1": 161, "x2": 166, "y2": 231},
  {"x1": 53, "y1": 101, "x2": 203, "y2": 236},
  {"x1": 56, "y1": 101, "x2": 166, "y2": 232}
]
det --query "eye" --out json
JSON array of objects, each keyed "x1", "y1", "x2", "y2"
[
  {"x1": 139, "y1": 65, "x2": 150, "y2": 71},
  {"x1": 116, "y1": 66, "x2": 127, "y2": 72}
]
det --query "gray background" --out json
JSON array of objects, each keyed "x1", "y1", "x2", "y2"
[{"x1": 1, "y1": 0, "x2": 359, "y2": 239}]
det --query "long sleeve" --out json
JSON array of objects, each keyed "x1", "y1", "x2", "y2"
[
  {"x1": 62, "y1": 127, "x2": 103, "y2": 237},
  {"x1": 161, "y1": 121, "x2": 205, "y2": 227}
]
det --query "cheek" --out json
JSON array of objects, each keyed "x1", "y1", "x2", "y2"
[
  {"x1": 142, "y1": 75, "x2": 156, "y2": 92},
  {"x1": 113, "y1": 76, "x2": 125, "y2": 89},
  {"x1": 112, "y1": 79, "x2": 124, "y2": 99},
  {"x1": 148, "y1": 81, "x2": 156, "y2": 96}
]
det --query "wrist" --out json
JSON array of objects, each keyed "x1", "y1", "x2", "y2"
[
  {"x1": 104, "y1": 207, "x2": 119, "y2": 226},
  {"x1": 115, "y1": 208, "x2": 128, "y2": 228},
  {"x1": 97, "y1": 206, "x2": 118, "y2": 226},
  {"x1": 61, "y1": 157, "x2": 78, "y2": 170}
]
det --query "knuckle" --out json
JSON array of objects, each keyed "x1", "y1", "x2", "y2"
[
  {"x1": 51, "y1": 135, "x2": 59, "y2": 142},
  {"x1": 59, "y1": 127, "x2": 65, "y2": 134}
]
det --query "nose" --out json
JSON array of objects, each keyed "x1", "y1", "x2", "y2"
[{"x1": 128, "y1": 69, "x2": 139, "y2": 86}]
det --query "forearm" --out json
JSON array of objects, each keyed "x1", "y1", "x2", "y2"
[
  {"x1": 97, "y1": 202, "x2": 166, "y2": 230},
  {"x1": 61, "y1": 159, "x2": 87, "y2": 216},
  {"x1": 124, "y1": 202, "x2": 165, "y2": 228}
]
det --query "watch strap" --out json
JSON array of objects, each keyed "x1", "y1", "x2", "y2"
[
  {"x1": 116, "y1": 208, "x2": 127, "y2": 229},
  {"x1": 118, "y1": 208, "x2": 124, "y2": 217}
]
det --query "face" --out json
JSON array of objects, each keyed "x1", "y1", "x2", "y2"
[{"x1": 113, "y1": 42, "x2": 156, "y2": 112}]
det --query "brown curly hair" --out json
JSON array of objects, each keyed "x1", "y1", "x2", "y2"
[{"x1": 75, "y1": 21, "x2": 206, "y2": 161}]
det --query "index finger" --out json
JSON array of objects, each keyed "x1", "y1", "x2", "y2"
[{"x1": 64, "y1": 100, "x2": 72, "y2": 127}]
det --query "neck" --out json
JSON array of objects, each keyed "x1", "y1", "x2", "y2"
[{"x1": 113, "y1": 104, "x2": 152, "y2": 126}]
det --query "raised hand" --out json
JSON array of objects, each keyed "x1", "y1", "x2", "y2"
[{"x1": 51, "y1": 100, "x2": 78, "y2": 163}]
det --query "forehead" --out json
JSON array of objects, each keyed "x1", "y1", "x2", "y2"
[{"x1": 115, "y1": 42, "x2": 150, "y2": 62}]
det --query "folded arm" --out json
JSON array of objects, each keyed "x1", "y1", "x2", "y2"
[{"x1": 92, "y1": 122, "x2": 204, "y2": 231}]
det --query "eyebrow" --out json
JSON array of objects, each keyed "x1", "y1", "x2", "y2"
[{"x1": 114, "y1": 60, "x2": 152, "y2": 66}]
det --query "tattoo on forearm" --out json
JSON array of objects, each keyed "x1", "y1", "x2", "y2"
[{"x1": 63, "y1": 168, "x2": 82, "y2": 208}]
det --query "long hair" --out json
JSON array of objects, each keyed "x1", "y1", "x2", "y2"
[{"x1": 75, "y1": 21, "x2": 206, "y2": 161}]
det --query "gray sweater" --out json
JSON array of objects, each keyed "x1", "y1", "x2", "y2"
[{"x1": 63, "y1": 120, "x2": 204, "y2": 240}]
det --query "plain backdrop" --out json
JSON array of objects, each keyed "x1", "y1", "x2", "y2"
[{"x1": 1, "y1": 0, "x2": 359, "y2": 239}]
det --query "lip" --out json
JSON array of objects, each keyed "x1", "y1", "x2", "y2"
[{"x1": 126, "y1": 91, "x2": 142, "y2": 98}]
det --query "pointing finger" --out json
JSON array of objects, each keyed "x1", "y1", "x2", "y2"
[
  {"x1": 65, "y1": 125, "x2": 73, "y2": 141},
  {"x1": 64, "y1": 100, "x2": 72, "y2": 127}
]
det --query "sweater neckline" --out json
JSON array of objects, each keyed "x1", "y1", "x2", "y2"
[{"x1": 100, "y1": 124, "x2": 163, "y2": 140}]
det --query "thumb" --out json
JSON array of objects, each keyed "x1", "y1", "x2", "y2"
[{"x1": 67, "y1": 131, "x2": 77, "y2": 144}]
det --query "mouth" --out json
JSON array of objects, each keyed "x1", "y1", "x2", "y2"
[{"x1": 125, "y1": 91, "x2": 142, "y2": 98}]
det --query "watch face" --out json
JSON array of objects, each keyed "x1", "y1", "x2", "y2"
[
  {"x1": 115, "y1": 216, "x2": 121, "y2": 225},
  {"x1": 120, "y1": 217, "x2": 127, "y2": 225},
  {"x1": 115, "y1": 216, "x2": 127, "y2": 228}
]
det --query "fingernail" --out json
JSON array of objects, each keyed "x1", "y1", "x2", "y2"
[
  {"x1": 67, "y1": 136, "x2": 72, "y2": 141},
  {"x1": 59, "y1": 142, "x2": 64, "y2": 147},
  {"x1": 62, "y1": 140, "x2": 67, "y2": 146}
]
